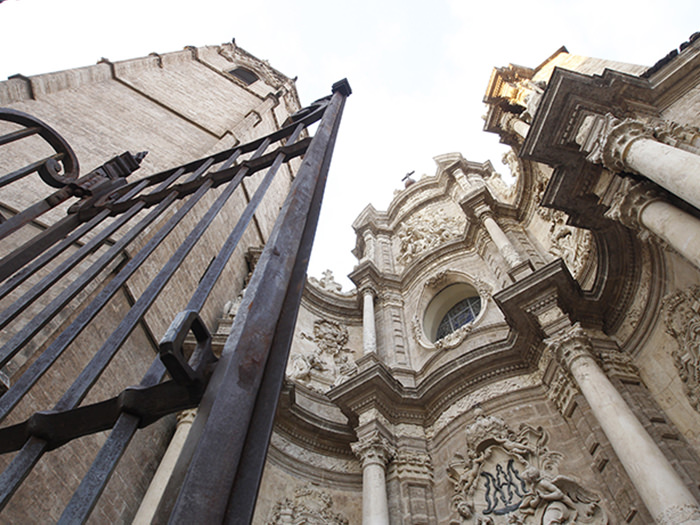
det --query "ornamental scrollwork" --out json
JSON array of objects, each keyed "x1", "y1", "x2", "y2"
[
  {"x1": 662, "y1": 285, "x2": 700, "y2": 411},
  {"x1": 448, "y1": 409, "x2": 608, "y2": 524}
]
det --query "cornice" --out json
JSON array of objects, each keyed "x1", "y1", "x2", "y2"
[
  {"x1": 643, "y1": 32, "x2": 700, "y2": 110},
  {"x1": 521, "y1": 66, "x2": 654, "y2": 168}
]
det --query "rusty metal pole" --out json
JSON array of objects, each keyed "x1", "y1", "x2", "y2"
[{"x1": 167, "y1": 79, "x2": 351, "y2": 524}]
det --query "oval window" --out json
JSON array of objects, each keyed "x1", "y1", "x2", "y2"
[{"x1": 424, "y1": 283, "x2": 481, "y2": 342}]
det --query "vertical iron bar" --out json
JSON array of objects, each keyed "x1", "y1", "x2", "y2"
[
  {"x1": 56, "y1": 359, "x2": 167, "y2": 525},
  {"x1": 225, "y1": 95, "x2": 341, "y2": 524},
  {"x1": 167, "y1": 80, "x2": 349, "y2": 524}
]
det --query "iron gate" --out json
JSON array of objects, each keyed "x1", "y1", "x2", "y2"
[{"x1": 0, "y1": 79, "x2": 351, "y2": 523}]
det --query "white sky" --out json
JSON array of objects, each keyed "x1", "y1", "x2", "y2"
[{"x1": 1, "y1": 0, "x2": 698, "y2": 289}]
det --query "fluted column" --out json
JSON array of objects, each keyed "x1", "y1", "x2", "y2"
[
  {"x1": 577, "y1": 114, "x2": 700, "y2": 211},
  {"x1": 547, "y1": 325, "x2": 700, "y2": 525},
  {"x1": 604, "y1": 179, "x2": 700, "y2": 270},
  {"x1": 362, "y1": 287, "x2": 377, "y2": 355},
  {"x1": 132, "y1": 409, "x2": 197, "y2": 525},
  {"x1": 351, "y1": 433, "x2": 395, "y2": 525}
]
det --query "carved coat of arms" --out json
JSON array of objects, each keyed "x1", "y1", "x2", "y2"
[{"x1": 448, "y1": 410, "x2": 608, "y2": 524}]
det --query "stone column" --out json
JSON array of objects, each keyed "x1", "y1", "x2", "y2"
[
  {"x1": 132, "y1": 409, "x2": 197, "y2": 525},
  {"x1": 605, "y1": 179, "x2": 700, "y2": 270},
  {"x1": 351, "y1": 433, "x2": 395, "y2": 525},
  {"x1": 502, "y1": 112, "x2": 530, "y2": 139},
  {"x1": 480, "y1": 209, "x2": 522, "y2": 268},
  {"x1": 362, "y1": 287, "x2": 377, "y2": 355},
  {"x1": 577, "y1": 114, "x2": 700, "y2": 211},
  {"x1": 547, "y1": 325, "x2": 700, "y2": 525}
]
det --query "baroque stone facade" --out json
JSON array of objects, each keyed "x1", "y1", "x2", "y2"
[{"x1": 3, "y1": 33, "x2": 700, "y2": 525}]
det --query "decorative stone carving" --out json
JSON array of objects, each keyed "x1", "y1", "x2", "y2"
[
  {"x1": 426, "y1": 270, "x2": 450, "y2": 289},
  {"x1": 648, "y1": 119, "x2": 700, "y2": 154},
  {"x1": 575, "y1": 113, "x2": 650, "y2": 173},
  {"x1": 396, "y1": 206, "x2": 466, "y2": 266},
  {"x1": 448, "y1": 409, "x2": 608, "y2": 524},
  {"x1": 546, "y1": 211, "x2": 593, "y2": 278},
  {"x1": 218, "y1": 42, "x2": 290, "y2": 89},
  {"x1": 545, "y1": 324, "x2": 595, "y2": 372},
  {"x1": 351, "y1": 432, "x2": 395, "y2": 468},
  {"x1": 655, "y1": 503, "x2": 700, "y2": 525},
  {"x1": 603, "y1": 177, "x2": 660, "y2": 233},
  {"x1": 266, "y1": 483, "x2": 349, "y2": 525},
  {"x1": 308, "y1": 269, "x2": 353, "y2": 296},
  {"x1": 288, "y1": 319, "x2": 358, "y2": 391},
  {"x1": 502, "y1": 150, "x2": 522, "y2": 182},
  {"x1": 662, "y1": 285, "x2": 700, "y2": 411},
  {"x1": 435, "y1": 323, "x2": 474, "y2": 350},
  {"x1": 395, "y1": 451, "x2": 433, "y2": 480},
  {"x1": 546, "y1": 367, "x2": 579, "y2": 417}
]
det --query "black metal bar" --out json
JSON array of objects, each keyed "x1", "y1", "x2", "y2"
[
  {"x1": 0, "y1": 169, "x2": 185, "y2": 302},
  {"x1": 0, "y1": 125, "x2": 40, "y2": 146},
  {"x1": 0, "y1": 153, "x2": 63, "y2": 188},
  {"x1": 0, "y1": 187, "x2": 73, "y2": 241},
  {"x1": 167, "y1": 79, "x2": 350, "y2": 523}
]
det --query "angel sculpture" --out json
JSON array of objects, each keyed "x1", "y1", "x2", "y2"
[{"x1": 519, "y1": 467, "x2": 608, "y2": 524}]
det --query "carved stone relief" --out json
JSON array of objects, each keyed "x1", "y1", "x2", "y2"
[
  {"x1": 448, "y1": 410, "x2": 608, "y2": 524},
  {"x1": 266, "y1": 483, "x2": 349, "y2": 525},
  {"x1": 396, "y1": 206, "x2": 466, "y2": 267},
  {"x1": 545, "y1": 211, "x2": 593, "y2": 279},
  {"x1": 287, "y1": 319, "x2": 358, "y2": 392},
  {"x1": 307, "y1": 269, "x2": 354, "y2": 297},
  {"x1": 662, "y1": 285, "x2": 700, "y2": 411}
]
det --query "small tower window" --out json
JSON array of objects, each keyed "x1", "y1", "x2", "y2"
[{"x1": 228, "y1": 67, "x2": 259, "y2": 85}]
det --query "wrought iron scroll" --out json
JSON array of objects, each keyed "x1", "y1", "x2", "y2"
[{"x1": 0, "y1": 79, "x2": 351, "y2": 523}]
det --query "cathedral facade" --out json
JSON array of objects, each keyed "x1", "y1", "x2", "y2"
[{"x1": 1, "y1": 34, "x2": 700, "y2": 525}]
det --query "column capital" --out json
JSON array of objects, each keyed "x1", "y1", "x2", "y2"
[
  {"x1": 351, "y1": 431, "x2": 395, "y2": 468},
  {"x1": 544, "y1": 323, "x2": 596, "y2": 372},
  {"x1": 575, "y1": 113, "x2": 652, "y2": 173},
  {"x1": 603, "y1": 176, "x2": 662, "y2": 231}
]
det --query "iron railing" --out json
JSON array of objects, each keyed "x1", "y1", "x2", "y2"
[{"x1": 0, "y1": 79, "x2": 351, "y2": 523}]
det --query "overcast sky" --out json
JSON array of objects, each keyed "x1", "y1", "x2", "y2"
[{"x1": 1, "y1": 1, "x2": 698, "y2": 288}]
